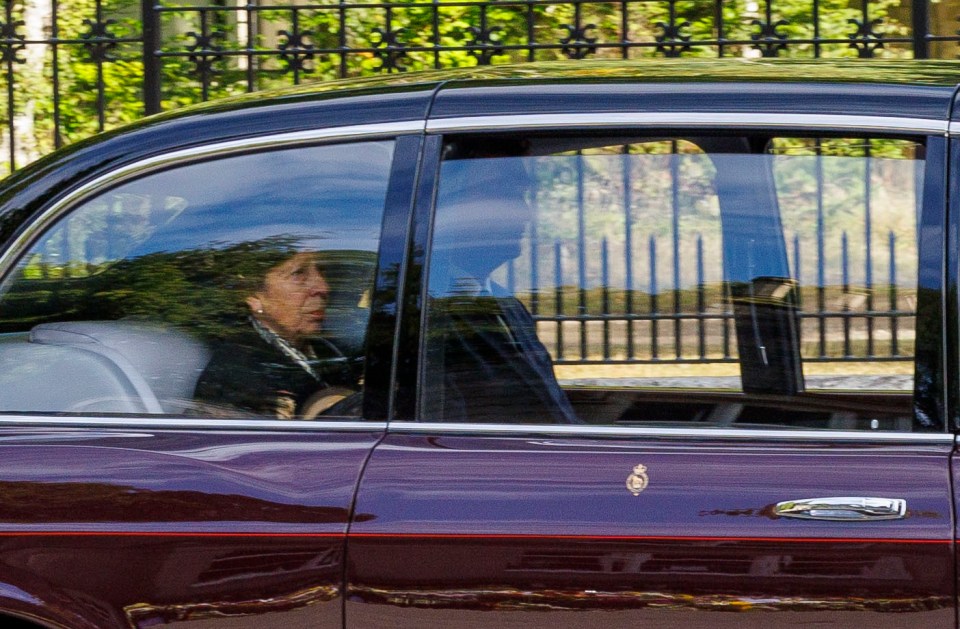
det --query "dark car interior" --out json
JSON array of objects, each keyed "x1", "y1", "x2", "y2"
[{"x1": 437, "y1": 133, "x2": 924, "y2": 431}]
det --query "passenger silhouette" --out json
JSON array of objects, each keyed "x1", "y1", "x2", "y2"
[{"x1": 424, "y1": 152, "x2": 578, "y2": 423}]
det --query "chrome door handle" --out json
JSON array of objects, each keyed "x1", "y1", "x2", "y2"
[{"x1": 774, "y1": 497, "x2": 907, "y2": 521}]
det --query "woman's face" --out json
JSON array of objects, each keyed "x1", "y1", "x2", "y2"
[{"x1": 247, "y1": 252, "x2": 329, "y2": 345}]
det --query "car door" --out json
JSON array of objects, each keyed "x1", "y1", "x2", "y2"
[
  {"x1": 346, "y1": 115, "x2": 955, "y2": 628},
  {"x1": 0, "y1": 132, "x2": 423, "y2": 629}
]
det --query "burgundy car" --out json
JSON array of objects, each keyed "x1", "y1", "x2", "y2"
[{"x1": 0, "y1": 59, "x2": 955, "y2": 628}]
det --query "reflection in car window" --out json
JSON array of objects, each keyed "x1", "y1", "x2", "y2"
[
  {"x1": 0, "y1": 141, "x2": 394, "y2": 418},
  {"x1": 423, "y1": 154, "x2": 578, "y2": 424},
  {"x1": 423, "y1": 136, "x2": 925, "y2": 431}
]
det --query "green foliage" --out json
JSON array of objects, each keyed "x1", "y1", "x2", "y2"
[
  {"x1": 1, "y1": 0, "x2": 915, "y2": 176},
  {"x1": 34, "y1": 0, "x2": 145, "y2": 144}
]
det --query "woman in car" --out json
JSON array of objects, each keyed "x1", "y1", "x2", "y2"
[{"x1": 194, "y1": 246, "x2": 357, "y2": 419}]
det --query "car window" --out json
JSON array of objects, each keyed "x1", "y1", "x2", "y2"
[
  {"x1": 421, "y1": 134, "x2": 929, "y2": 431},
  {"x1": 0, "y1": 140, "x2": 394, "y2": 419}
]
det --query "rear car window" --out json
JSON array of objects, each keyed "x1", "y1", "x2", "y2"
[{"x1": 421, "y1": 134, "x2": 930, "y2": 431}]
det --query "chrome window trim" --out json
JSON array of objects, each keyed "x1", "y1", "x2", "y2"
[
  {"x1": 0, "y1": 416, "x2": 387, "y2": 431},
  {"x1": 386, "y1": 421, "x2": 955, "y2": 443},
  {"x1": 0, "y1": 418, "x2": 948, "y2": 439},
  {"x1": 0, "y1": 120, "x2": 424, "y2": 281},
  {"x1": 427, "y1": 113, "x2": 947, "y2": 135}
]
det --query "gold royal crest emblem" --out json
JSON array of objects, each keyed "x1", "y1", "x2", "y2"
[{"x1": 626, "y1": 464, "x2": 649, "y2": 496}]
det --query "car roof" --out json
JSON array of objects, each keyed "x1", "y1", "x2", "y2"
[
  {"x1": 209, "y1": 59, "x2": 958, "y2": 120},
  {"x1": 218, "y1": 58, "x2": 960, "y2": 95}
]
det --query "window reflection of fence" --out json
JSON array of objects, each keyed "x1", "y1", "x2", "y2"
[
  {"x1": 0, "y1": 0, "x2": 953, "y2": 175},
  {"x1": 512, "y1": 232, "x2": 915, "y2": 365},
  {"x1": 503, "y1": 141, "x2": 919, "y2": 367}
]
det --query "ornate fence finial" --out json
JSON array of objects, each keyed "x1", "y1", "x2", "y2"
[
  {"x1": 186, "y1": 30, "x2": 226, "y2": 77},
  {"x1": 0, "y1": 18, "x2": 25, "y2": 64},
  {"x1": 468, "y1": 25, "x2": 505, "y2": 65},
  {"x1": 278, "y1": 28, "x2": 316, "y2": 74},
  {"x1": 371, "y1": 26, "x2": 408, "y2": 72},
  {"x1": 81, "y1": 17, "x2": 119, "y2": 63},
  {"x1": 560, "y1": 23, "x2": 598, "y2": 59},
  {"x1": 848, "y1": 18, "x2": 884, "y2": 58},
  {"x1": 655, "y1": 21, "x2": 692, "y2": 57},
  {"x1": 750, "y1": 18, "x2": 789, "y2": 57}
]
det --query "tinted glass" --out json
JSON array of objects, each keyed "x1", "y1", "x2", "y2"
[
  {"x1": 0, "y1": 140, "x2": 394, "y2": 418},
  {"x1": 422, "y1": 135, "x2": 924, "y2": 430}
]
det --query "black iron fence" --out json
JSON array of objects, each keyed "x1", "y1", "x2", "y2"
[
  {"x1": 0, "y1": 0, "x2": 957, "y2": 175},
  {"x1": 516, "y1": 229, "x2": 913, "y2": 366}
]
